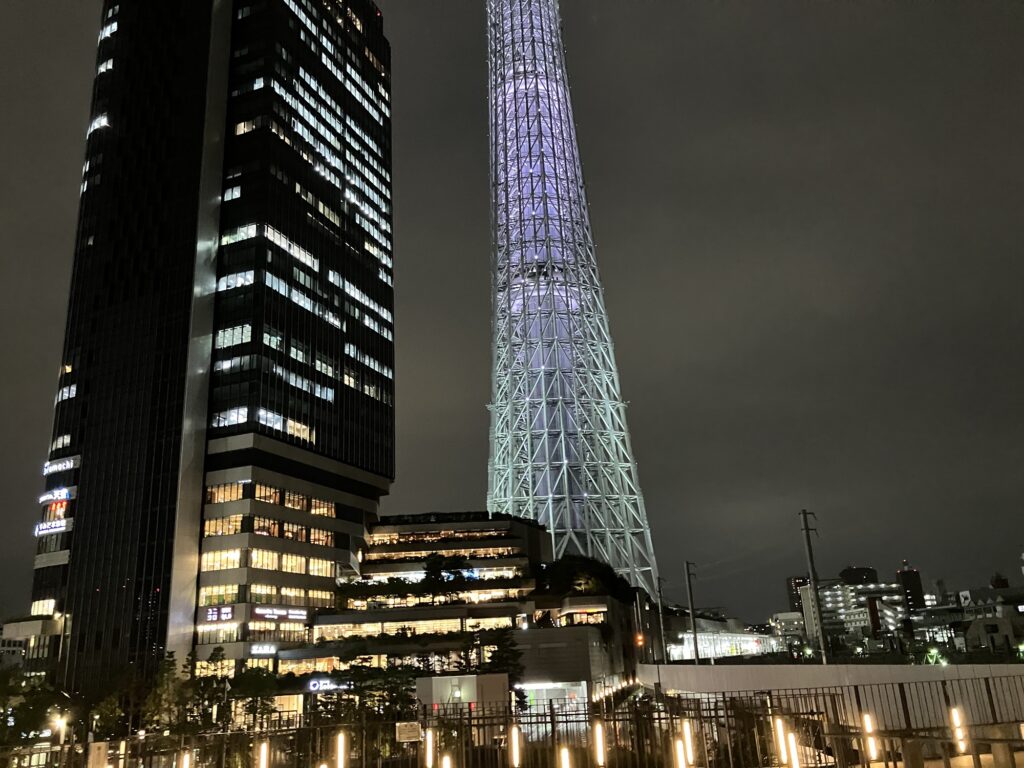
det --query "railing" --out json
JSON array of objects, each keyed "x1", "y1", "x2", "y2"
[{"x1": 5, "y1": 679, "x2": 1024, "y2": 768}]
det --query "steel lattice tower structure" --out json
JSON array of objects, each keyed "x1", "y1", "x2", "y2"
[{"x1": 486, "y1": 0, "x2": 659, "y2": 595}]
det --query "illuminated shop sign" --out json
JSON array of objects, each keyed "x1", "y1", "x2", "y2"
[
  {"x1": 34, "y1": 519, "x2": 68, "y2": 537},
  {"x1": 250, "y1": 644, "x2": 277, "y2": 656},
  {"x1": 253, "y1": 607, "x2": 308, "y2": 621},
  {"x1": 46, "y1": 501, "x2": 68, "y2": 519},
  {"x1": 204, "y1": 606, "x2": 234, "y2": 622},
  {"x1": 38, "y1": 487, "x2": 75, "y2": 505},
  {"x1": 308, "y1": 678, "x2": 348, "y2": 692},
  {"x1": 43, "y1": 456, "x2": 80, "y2": 476}
]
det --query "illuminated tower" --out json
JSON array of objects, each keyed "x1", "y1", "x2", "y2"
[{"x1": 486, "y1": 0, "x2": 659, "y2": 594}]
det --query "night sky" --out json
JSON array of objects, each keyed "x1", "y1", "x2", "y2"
[{"x1": 1, "y1": 1, "x2": 1023, "y2": 622}]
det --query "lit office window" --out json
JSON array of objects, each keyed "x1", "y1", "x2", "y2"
[
  {"x1": 283, "y1": 491, "x2": 307, "y2": 511},
  {"x1": 308, "y1": 590, "x2": 333, "y2": 608},
  {"x1": 311, "y1": 498, "x2": 333, "y2": 517},
  {"x1": 250, "y1": 549, "x2": 279, "y2": 570},
  {"x1": 210, "y1": 407, "x2": 248, "y2": 428},
  {"x1": 30, "y1": 599, "x2": 56, "y2": 616},
  {"x1": 309, "y1": 558, "x2": 334, "y2": 578},
  {"x1": 216, "y1": 270, "x2": 254, "y2": 291},
  {"x1": 200, "y1": 549, "x2": 241, "y2": 572},
  {"x1": 196, "y1": 624, "x2": 238, "y2": 645},
  {"x1": 204, "y1": 516, "x2": 242, "y2": 537},
  {"x1": 199, "y1": 585, "x2": 239, "y2": 606},
  {"x1": 255, "y1": 484, "x2": 280, "y2": 504},
  {"x1": 250, "y1": 584, "x2": 278, "y2": 604},
  {"x1": 205, "y1": 482, "x2": 246, "y2": 503},
  {"x1": 55, "y1": 384, "x2": 77, "y2": 403},
  {"x1": 309, "y1": 528, "x2": 334, "y2": 547},
  {"x1": 253, "y1": 517, "x2": 280, "y2": 537},
  {"x1": 215, "y1": 324, "x2": 252, "y2": 349}
]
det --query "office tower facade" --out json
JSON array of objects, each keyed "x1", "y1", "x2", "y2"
[
  {"x1": 485, "y1": 0, "x2": 659, "y2": 595},
  {"x1": 10, "y1": 0, "x2": 393, "y2": 693}
]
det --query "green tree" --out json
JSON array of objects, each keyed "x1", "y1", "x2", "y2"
[
  {"x1": 423, "y1": 553, "x2": 446, "y2": 588},
  {"x1": 8, "y1": 677, "x2": 62, "y2": 743},
  {"x1": 91, "y1": 693, "x2": 125, "y2": 739},
  {"x1": 230, "y1": 667, "x2": 278, "y2": 728},
  {"x1": 482, "y1": 628, "x2": 524, "y2": 683},
  {"x1": 442, "y1": 556, "x2": 472, "y2": 585},
  {"x1": 142, "y1": 652, "x2": 187, "y2": 732},
  {"x1": 185, "y1": 647, "x2": 231, "y2": 732},
  {"x1": 0, "y1": 666, "x2": 25, "y2": 743}
]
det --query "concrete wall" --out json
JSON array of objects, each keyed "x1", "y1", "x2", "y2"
[
  {"x1": 515, "y1": 626, "x2": 608, "y2": 685},
  {"x1": 639, "y1": 662, "x2": 1024, "y2": 693},
  {"x1": 639, "y1": 663, "x2": 1024, "y2": 730}
]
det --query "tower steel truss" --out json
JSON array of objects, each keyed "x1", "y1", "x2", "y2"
[{"x1": 486, "y1": 0, "x2": 659, "y2": 595}]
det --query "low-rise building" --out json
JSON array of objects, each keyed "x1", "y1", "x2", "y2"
[
  {"x1": 209, "y1": 511, "x2": 646, "y2": 712},
  {"x1": 663, "y1": 611, "x2": 783, "y2": 661},
  {"x1": 769, "y1": 611, "x2": 805, "y2": 642}
]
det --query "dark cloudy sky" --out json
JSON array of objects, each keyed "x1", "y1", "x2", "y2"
[{"x1": 1, "y1": 1, "x2": 1023, "y2": 621}]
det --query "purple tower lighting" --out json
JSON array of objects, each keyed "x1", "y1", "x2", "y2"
[{"x1": 486, "y1": 0, "x2": 659, "y2": 594}]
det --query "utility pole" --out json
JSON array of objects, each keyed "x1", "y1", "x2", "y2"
[
  {"x1": 656, "y1": 576, "x2": 668, "y2": 664},
  {"x1": 800, "y1": 509, "x2": 828, "y2": 665},
  {"x1": 684, "y1": 561, "x2": 700, "y2": 665}
]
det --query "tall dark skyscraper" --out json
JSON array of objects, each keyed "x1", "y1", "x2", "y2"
[
  {"x1": 786, "y1": 576, "x2": 809, "y2": 612},
  {"x1": 8, "y1": 0, "x2": 393, "y2": 693},
  {"x1": 897, "y1": 560, "x2": 926, "y2": 614}
]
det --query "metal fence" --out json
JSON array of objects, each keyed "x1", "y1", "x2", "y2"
[{"x1": 6, "y1": 679, "x2": 1024, "y2": 768}]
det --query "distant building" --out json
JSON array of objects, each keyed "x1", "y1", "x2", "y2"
[
  {"x1": 958, "y1": 586, "x2": 1024, "y2": 621},
  {"x1": 964, "y1": 618, "x2": 1024, "y2": 653},
  {"x1": 769, "y1": 612, "x2": 805, "y2": 642},
  {"x1": 787, "y1": 576, "x2": 809, "y2": 613},
  {"x1": 840, "y1": 566, "x2": 879, "y2": 585},
  {"x1": 801, "y1": 580, "x2": 907, "y2": 644},
  {"x1": 910, "y1": 604, "x2": 964, "y2": 645},
  {"x1": 898, "y1": 561, "x2": 927, "y2": 614},
  {"x1": 0, "y1": 638, "x2": 24, "y2": 669},
  {"x1": 664, "y1": 612, "x2": 783, "y2": 661},
  {"x1": 990, "y1": 573, "x2": 1011, "y2": 590}
]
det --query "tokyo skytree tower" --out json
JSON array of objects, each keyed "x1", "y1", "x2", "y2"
[{"x1": 486, "y1": 0, "x2": 659, "y2": 595}]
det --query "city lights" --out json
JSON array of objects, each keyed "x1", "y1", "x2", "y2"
[
  {"x1": 787, "y1": 733, "x2": 800, "y2": 768},
  {"x1": 674, "y1": 737, "x2": 688, "y2": 768},
  {"x1": 593, "y1": 721, "x2": 606, "y2": 767},
  {"x1": 862, "y1": 714, "x2": 879, "y2": 761},
  {"x1": 683, "y1": 720, "x2": 695, "y2": 766},
  {"x1": 336, "y1": 731, "x2": 347, "y2": 768},
  {"x1": 774, "y1": 717, "x2": 788, "y2": 764},
  {"x1": 258, "y1": 742, "x2": 269, "y2": 768},
  {"x1": 559, "y1": 746, "x2": 571, "y2": 768},
  {"x1": 950, "y1": 707, "x2": 967, "y2": 753},
  {"x1": 425, "y1": 728, "x2": 435, "y2": 768},
  {"x1": 509, "y1": 724, "x2": 521, "y2": 768}
]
